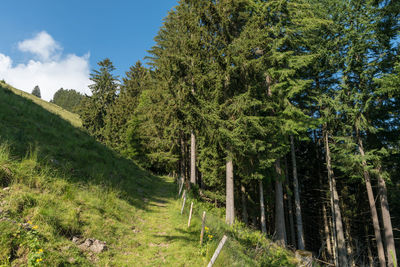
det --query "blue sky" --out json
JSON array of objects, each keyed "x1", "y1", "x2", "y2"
[{"x1": 0, "y1": 0, "x2": 178, "y2": 100}]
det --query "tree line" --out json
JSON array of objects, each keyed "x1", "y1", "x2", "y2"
[{"x1": 75, "y1": 0, "x2": 399, "y2": 266}]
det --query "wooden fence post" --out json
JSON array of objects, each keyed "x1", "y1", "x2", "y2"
[
  {"x1": 178, "y1": 178, "x2": 184, "y2": 196},
  {"x1": 181, "y1": 189, "x2": 186, "y2": 200},
  {"x1": 207, "y1": 235, "x2": 228, "y2": 267},
  {"x1": 181, "y1": 192, "x2": 187, "y2": 215},
  {"x1": 200, "y1": 211, "x2": 206, "y2": 245},
  {"x1": 188, "y1": 202, "x2": 194, "y2": 227}
]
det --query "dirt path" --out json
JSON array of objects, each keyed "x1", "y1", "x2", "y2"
[{"x1": 112, "y1": 177, "x2": 206, "y2": 266}]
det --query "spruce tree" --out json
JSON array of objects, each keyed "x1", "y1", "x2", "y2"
[
  {"x1": 104, "y1": 61, "x2": 149, "y2": 152},
  {"x1": 80, "y1": 58, "x2": 119, "y2": 141},
  {"x1": 31, "y1": 85, "x2": 41, "y2": 98}
]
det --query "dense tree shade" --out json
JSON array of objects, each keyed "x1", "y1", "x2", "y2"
[{"x1": 79, "y1": 0, "x2": 399, "y2": 265}]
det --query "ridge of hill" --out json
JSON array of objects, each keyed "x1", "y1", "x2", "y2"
[{"x1": 0, "y1": 81, "x2": 299, "y2": 266}]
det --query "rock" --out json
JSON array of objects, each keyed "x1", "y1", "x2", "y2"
[
  {"x1": 81, "y1": 238, "x2": 94, "y2": 248},
  {"x1": 72, "y1": 237, "x2": 107, "y2": 253},
  {"x1": 90, "y1": 240, "x2": 107, "y2": 253},
  {"x1": 2, "y1": 187, "x2": 10, "y2": 191},
  {"x1": 72, "y1": 236, "x2": 81, "y2": 244}
]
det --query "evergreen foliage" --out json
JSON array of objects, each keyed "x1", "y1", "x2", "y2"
[
  {"x1": 31, "y1": 85, "x2": 41, "y2": 98},
  {"x1": 79, "y1": 58, "x2": 119, "y2": 142},
  {"x1": 50, "y1": 88, "x2": 84, "y2": 113},
  {"x1": 77, "y1": 0, "x2": 399, "y2": 265}
]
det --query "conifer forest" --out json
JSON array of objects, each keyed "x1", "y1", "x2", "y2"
[{"x1": 76, "y1": 0, "x2": 399, "y2": 266}]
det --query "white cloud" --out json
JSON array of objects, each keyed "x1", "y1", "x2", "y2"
[
  {"x1": 0, "y1": 31, "x2": 91, "y2": 101},
  {"x1": 18, "y1": 31, "x2": 61, "y2": 61}
]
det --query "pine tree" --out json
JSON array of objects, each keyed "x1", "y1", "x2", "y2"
[
  {"x1": 79, "y1": 58, "x2": 119, "y2": 142},
  {"x1": 104, "y1": 61, "x2": 149, "y2": 152},
  {"x1": 31, "y1": 85, "x2": 41, "y2": 98},
  {"x1": 329, "y1": 1, "x2": 399, "y2": 265}
]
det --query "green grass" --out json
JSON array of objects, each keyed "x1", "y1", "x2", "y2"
[
  {"x1": 0, "y1": 82, "x2": 298, "y2": 266},
  {"x1": 0, "y1": 81, "x2": 81, "y2": 128}
]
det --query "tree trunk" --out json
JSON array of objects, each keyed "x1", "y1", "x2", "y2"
[
  {"x1": 226, "y1": 157, "x2": 234, "y2": 225},
  {"x1": 259, "y1": 180, "x2": 267, "y2": 234},
  {"x1": 185, "y1": 138, "x2": 190, "y2": 187},
  {"x1": 241, "y1": 183, "x2": 249, "y2": 225},
  {"x1": 324, "y1": 127, "x2": 348, "y2": 267},
  {"x1": 315, "y1": 131, "x2": 333, "y2": 260},
  {"x1": 190, "y1": 56, "x2": 196, "y2": 186},
  {"x1": 329, "y1": 212, "x2": 338, "y2": 266},
  {"x1": 343, "y1": 212, "x2": 354, "y2": 266},
  {"x1": 290, "y1": 135, "x2": 305, "y2": 249},
  {"x1": 366, "y1": 225, "x2": 374, "y2": 267},
  {"x1": 180, "y1": 136, "x2": 186, "y2": 183},
  {"x1": 190, "y1": 131, "x2": 196, "y2": 185},
  {"x1": 284, "y1": 157, "x2": 296, "y2": 248},
  {"x1": 357, "y1": 135, "x2": 386, "y2": 267},
  {"x1": 275, "y1": 159, "x2": 286, "y2": 246},
  {"x1": 322, "y1": 203, "x2": 333, "y2": 260},
  {"x1": 377, "y1": 168, "x2": 397, "y2": 267}
]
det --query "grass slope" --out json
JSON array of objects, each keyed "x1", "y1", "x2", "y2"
[
  {"x1": 0, "y1": 82, "x2": 81, "y2": 128},
  {"x1": 0, "y1": 82, "x2": 298, "y2": 266}
]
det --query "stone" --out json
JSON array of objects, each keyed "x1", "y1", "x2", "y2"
[
  {"x1": 72, "y1": 236, "x2": 81, "y2": 244},
  {"x1": 73, "y1": 237, "x2": 107, "y2": 253},
  {"x1": 89, "y1": 240, "x2": 107, "y2": 253},
  {"x1": 2, "y1": 187, "x2": 10, "y2": 191}
]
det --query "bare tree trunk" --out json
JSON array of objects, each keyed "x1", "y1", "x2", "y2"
[
  {"x1": 190, "y1": 131, "x2": 196, "y2": 185},
  {"x1": 315, "y1": 131, "x2": 333, "y2": 260},
  {"x1": 357, "y1": 135, "x2": 386, "y2": 267},
  {"x1": 190, "y1": 56, "x2": 196, "y2": 186},
  {"x1": 284, "y1": 157, "x2": 296, "y2": 248},
  {"x1": 259, "y1": 180, "x2": 267, "y2": 234},
  {"x1": 226, "y1": 157, "x2": 234, "y2": 225},
  {"x1": 275, "y1": 159, "x2": 286, "y2": 247},
  {"x1": 343, "y1": 213, "x2": 354, "y2": 266},
  {"x1": 377, "y1": 168, "x2": 397, "y2": 267},
  {"x1": 322, "y1": 203, "x2": 333, "y2": 260},
  {"x1": 329, "y1": 213, "x2": 338, "y2": 266},
  {"x1": 180, "y1": 136, "x2": 186, "y2": 184},
  {"x1": 290, "y1": 135, "x2": 305, "y2": 250},
  {"x1": 185, "y1": 138, "x2": 190, "y2": 187},
  {"x1": 366, "y1": 227, "x2": 375, "y2": 267},
  {"x1": 241, "y1": 183, "x2": 249, "y2": 225},
  {"x1": 324, "y1": 127, "x2": 348, "y2": 266}
]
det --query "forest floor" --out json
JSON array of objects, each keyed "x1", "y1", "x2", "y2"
[{"x1": 0, "y1": 81, "x2": 298, "y2": 266}]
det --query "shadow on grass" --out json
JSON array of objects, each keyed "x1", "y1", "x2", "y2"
[
  {"x1": 153, "y1": 231, "x2": 199, "y2": 243},
  {"x1": 0, "y1": 85, "x2": 171, "y2": 211}
]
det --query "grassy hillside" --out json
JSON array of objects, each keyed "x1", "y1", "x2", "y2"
[
  {"x1": 0, "y1": 82, "x2": 299, "y2": 266},
  {"x1": 0, "y1": 82, "x2": 81, "y2": 128}
]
